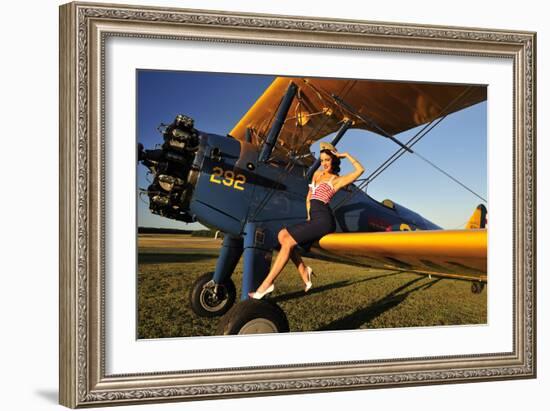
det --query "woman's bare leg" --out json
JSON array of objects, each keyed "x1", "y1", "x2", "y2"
[
  {"x1": 290, "y1": 248, "x2": 308, "y2": 285},
  {"x1": 251, "y1": 229, "x2": 296, "y2": 294}
]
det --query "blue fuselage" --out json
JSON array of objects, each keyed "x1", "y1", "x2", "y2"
[{"x1": 188, "y1": 132, "x2": 440, "y2": 250}]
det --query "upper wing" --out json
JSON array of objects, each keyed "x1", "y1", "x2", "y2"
[
  {"x1": 316, "y1": 229, "x2": 487, "y2": 281},
  {"x1": 229, "y1": 77, "x2": 487, "y2": 157}
]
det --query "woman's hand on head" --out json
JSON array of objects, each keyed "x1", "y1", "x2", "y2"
[{"x1": 331, "y1": 150, "x2": 348, "y2": 159}]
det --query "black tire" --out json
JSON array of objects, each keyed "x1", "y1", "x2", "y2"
[
  {"x1": 471, "y1": 282, "x2": 485, "y2": 294},
  {"x1": 189, "y1": 272, "x2": 236, "y2": 317},
  {"x1": 216, "y1": 299, "x2": 290, "y2": 335}
]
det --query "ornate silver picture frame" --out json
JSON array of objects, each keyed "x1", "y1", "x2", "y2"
[{"x1": 59, "y1": 2, "x2": 536, "y2": 407}]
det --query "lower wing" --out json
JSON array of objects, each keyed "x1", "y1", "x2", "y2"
[{"x1": 315, "y1": 229, "x2": 487, "y2": 282}]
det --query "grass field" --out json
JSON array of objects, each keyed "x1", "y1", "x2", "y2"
[{"x1": 137, "y1": 234, "x2": 487, "y2": 339}]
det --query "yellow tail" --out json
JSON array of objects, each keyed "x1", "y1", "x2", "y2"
[{"x1": 465, "y1": 204, "x2": 487, "y2": 229}]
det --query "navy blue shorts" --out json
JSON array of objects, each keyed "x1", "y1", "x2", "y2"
[{"x1": 286, "y1": 200, "x2": 336, "y2": 251}]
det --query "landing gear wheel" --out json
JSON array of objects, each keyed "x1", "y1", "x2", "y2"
[
  {"x1": 471, "y1": 282, "x2": 485, "y2": 294},
  {"x1": 216, "y1": 300, "x2": 290, "y2": 335},
  {"x1": 189, "y1": 272, "x2": 236, "y2": 317}
]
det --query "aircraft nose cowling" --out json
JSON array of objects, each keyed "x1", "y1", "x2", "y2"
[{"x1": 138, "y1": 114, "x2": 200, "y2": 223}]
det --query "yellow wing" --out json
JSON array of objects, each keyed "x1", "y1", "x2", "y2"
[
  {"x1": 229, "y1": 77, "x2": 486, "y2": 158},
  {"x1": 316, "y1": 229, "x2": 487, "y2": 282}
]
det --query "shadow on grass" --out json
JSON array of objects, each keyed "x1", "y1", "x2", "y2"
[
  {"x1": 317, "y1": 277, "x2": 442, "y2": 331},
  {"x1": 271, "y1": 271, "x2": 404, "y2": 304},
  {"x1": 346, "y1": 270, "x2": 407, "y2": 287},
  {"x1": 138, "y1": 252, "x2": 219, "y2": 265}
]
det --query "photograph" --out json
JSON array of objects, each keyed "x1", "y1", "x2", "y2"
[
  {"x1": 57, "y1": 2, "x2": 536, "y2": 407},
  {"x1": 136, "y1": 71, "x2": 488, "y2": 338}
]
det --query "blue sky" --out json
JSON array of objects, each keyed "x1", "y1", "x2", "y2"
[{"x1": 137, "y1": 70, "x2": 486, "y2": 230}]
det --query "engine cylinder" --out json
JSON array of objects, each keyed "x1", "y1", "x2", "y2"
[{"x1": 138, "y1": 114, "x2": 200, "y2": 223}]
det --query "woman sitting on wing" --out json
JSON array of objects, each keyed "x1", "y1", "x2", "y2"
[{"x1": 249, "y1": 142, "x2": 365, "y2": 299}]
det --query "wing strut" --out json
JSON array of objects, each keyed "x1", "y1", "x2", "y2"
[
  {"x1": 258, "y1": 82, "x2": 298, "y2": 162},
  {"x1": 303, "y1": 79, "x2": 413, "y2": 153},
  {"x1": 330, "y1": 94, "x2": 414, "y2": 153},
  {"x1": 306, "y1": 119, "x2": 354, "y2": 180}
]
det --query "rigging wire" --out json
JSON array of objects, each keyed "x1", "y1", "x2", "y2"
[
  {"x1": 412, "y1": 151, "x2": 487, "y2": 203},
  {"x1": 248, "y1": 79, "x2": 487, "y2": 222},
  {"x1": 332, "y1": 85, "x2": 487, "y2": 210},
  {"x1": 358, "y1": 115, "x2": 448, "y2": 189}
]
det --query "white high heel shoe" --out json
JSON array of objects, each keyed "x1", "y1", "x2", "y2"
[
  {"x1": 249, "y1": 284, "x2": 275, "y2": 300},
  {"x1": 305, "y1": 266, "x2": 315, "y2": 292}
]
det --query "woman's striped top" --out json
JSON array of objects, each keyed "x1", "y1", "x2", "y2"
[{"x1": 309, "y1": 175, "x2": 336, "y2": 204}]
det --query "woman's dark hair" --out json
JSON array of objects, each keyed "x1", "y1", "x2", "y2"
[{"x1": 320, "y1": 149, "x2": 341, "y2": 174}]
